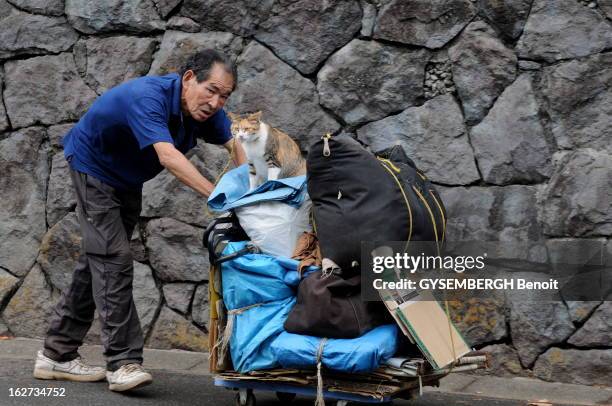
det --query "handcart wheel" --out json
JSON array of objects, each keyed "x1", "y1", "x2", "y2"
[
  {"x1": 234, "y1": 389, "x2": 256, "y2": 406},
  {"x1": 275, "y1": 391, "x2": 296, "y2": 403}
]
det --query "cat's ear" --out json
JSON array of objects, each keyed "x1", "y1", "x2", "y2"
[
  {"x1": 252, "y1": 111, "x2": 263, "y2": 122},
  {"x1": 226, "y1": 111, "x2": 238, "y2": 122}
]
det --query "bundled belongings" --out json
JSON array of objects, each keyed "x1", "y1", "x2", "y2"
[
  {"x1": 207, "y1": 167, "x2": 315, "y2": 372},
  {"x1": 272, "y1": 323, "x2": 399, "y2": 405},
  {"x1": 377, "y1": 352, "x2": 489, "y2": 378},
  {"x1": 292, "y1": 232, "x2": 322, "y2": 275},
  {"x1": 208, "y1": 164, "x2": 311, "y2": 257},
  {"x1": 306, "y1": 134, "x2": 447, "y2": 276},
  {"x1": 215, "y1": 241, "x2": 313, "y2": 373},
  {"x1": 284, "y1": 269, "x2": 393, "y2": 338},
  {"x1": 272, "y1": 324, "x2": 399, "y2": 373},
  {"x1": 285, "y1": 134, "x2": 447, "y2": 339}
]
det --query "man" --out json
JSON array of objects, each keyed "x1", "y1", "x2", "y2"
[{"x1": 33, "y1": 49, "x2": 247, "y2": 392}]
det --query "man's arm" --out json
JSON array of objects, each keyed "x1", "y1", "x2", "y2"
[
  {"x1": 153, "y1": 142, "x2": 215, "y2": 197},
  {"x1": 224, "y1": 137, "x2": 247, "y2": 166}
]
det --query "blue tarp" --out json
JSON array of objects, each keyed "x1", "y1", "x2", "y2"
[
  {"x1": 221, "y1": 242, "x2": 306, "y2": 372},
  {"x1": 230, "y1": 297, "x2": 296, "y2": 372},
  {"x1": 271, "y1": 325, "x2": 399, "y2": 373},
  {"x1": 218, "y1": 226, "x2": 399, "y2": 374},
  {"x1": 207, "y1": 165, "x2": 308, "y2": 212}
]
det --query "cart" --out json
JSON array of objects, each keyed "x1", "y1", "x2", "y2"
[{"x1": 202, "y1": 214, "x2": 484, "y2": 406}]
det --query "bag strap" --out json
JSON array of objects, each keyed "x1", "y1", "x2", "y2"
[
  {"x1": 377, "y1": 157, "x2": 459, "y2": 372},
  {"x1": 377, "y1": 157, "x2": 413, "y2": 248}
]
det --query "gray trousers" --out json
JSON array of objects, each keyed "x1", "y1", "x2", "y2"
[{"x1": 44, "y1": 168, "x2": 143, "y2": 371}]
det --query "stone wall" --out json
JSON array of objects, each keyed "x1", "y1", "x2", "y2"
[{"x1": 0, "y1": 0, "x2": 610, "y2": 387}]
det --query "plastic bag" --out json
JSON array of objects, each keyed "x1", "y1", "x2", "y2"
[{"x1": 235, "y1": 198, "x2": 312, "y2": 258}]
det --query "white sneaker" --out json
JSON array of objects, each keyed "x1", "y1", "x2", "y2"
[
  {"x1": 33, "y1": 350, "x2": 106, "y2": 382},
  {"x1": 106, "y1": 363, "x2": 152, "y2": 392}
]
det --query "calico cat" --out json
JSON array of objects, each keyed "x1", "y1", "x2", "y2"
[{"x1": 228, "y1": 111, "x2": 306, "y2": 190}]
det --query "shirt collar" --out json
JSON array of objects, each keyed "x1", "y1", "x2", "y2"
[{"x1": 171, "y1": 73, "x2": 182, "y2": 117}]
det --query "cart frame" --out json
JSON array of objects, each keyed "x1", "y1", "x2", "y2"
[{"x1": 203, "y1": 214, "x2": 436, "y2": 405}]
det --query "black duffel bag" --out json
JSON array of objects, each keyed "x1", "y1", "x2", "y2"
[
  {"x1": 307, "y1": 134, "x2": 446, "y2": 276},
  {"x1": 284, "y1": 270, "x2": 392, "y2": 338}
]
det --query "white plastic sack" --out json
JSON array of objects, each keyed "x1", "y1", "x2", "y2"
[{"x1": 235, "y1": 198, "x2": 312, "y2": 258}]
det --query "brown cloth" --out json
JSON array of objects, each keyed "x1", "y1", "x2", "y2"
[{"x1": 291, "y1": 232, "x2": 322, "y2": 275}]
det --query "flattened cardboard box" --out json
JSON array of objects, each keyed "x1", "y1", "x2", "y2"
[{"x1": 380, "y1": 289, "x2": 471, "y2": 370}]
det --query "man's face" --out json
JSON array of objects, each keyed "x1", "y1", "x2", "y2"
[{"x1": 181, "y1": 63, "x2": 234, "y2": 122}]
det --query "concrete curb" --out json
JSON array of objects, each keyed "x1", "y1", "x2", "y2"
[
  {"x1": 428, "y1": 373, "x2": 612, "y2": 406},
  {"x1": 0, "y1": 338, "x2": 210, "y2": 376},
  {"x1": 2, "y1": 338, "x2": 611, "y2": 405}
]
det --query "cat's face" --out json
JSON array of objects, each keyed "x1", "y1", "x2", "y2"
[{"x1": 228, "y1": 111, "x2": 263, "y2": 144}]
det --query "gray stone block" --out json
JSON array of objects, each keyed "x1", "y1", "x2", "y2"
[
  {"x1": 3, "y1": 265, "x2": 60, "y2": 338},
  {"x1": 46, "y1": 154, "x2": 75, "y2": 228},
  {"x1": 0, "y1": 268, "x2": 18, "y2": 305},
  {"x1": 374, "y1": 0, "x2": 476, "y2": 48},
  {"x1": 65, "y1": 0, "x2": 164, "y2": 34},
  {"x1": 163, "y1": 283, "x2": 195, "y2": 315},
  {"x1": 0, "y1": 127, "x2": 48, "y2": 277},
  {"x1": 540, "y1": 53, "x2": 612, "y2": 154},
  {"x1": 166, "y1": 16, "x2": 201, "y2": 33},
  {"x1": 75, "y1": 36, "x2": 158, "y2": 94},
  {"x1": 473, "y1": 344, "x2": 529, "y2": 377},
  {"x1": 142, "y1": 142, "x2": 227, "y2": 227},
  {"x1": 449, "y1": 295, "x2": 507, "y2": 347},
  {"x1": 148, "y1": 306, "x2": 208, "y2": 351},
  {"x1": 471, "y1": 74, "x2": 552, "y2": 184},
  {"x1": 541, "y1": 149, "x2": 612, "y2": 237},
  {"x1": 145, "y1": 218, "x2": 210, "y2": 282},
  {"x1": 509, "y1": 293, "x2": 575, "y2": 367},
  {"x1": 6, "y1": 0, "x2": 64, "y2": 16},
  {"x1": 226, "y1": 41, "x2": 340, "y2": 151},
  {"x1": 534, "y1": 348, "x2": 612, "y2": 386},
  {"x1": 37, "y1": 212, "x2": 81, "y2": 292},
  {"x1": 4, "y1": 53, "x2": 97, "y2": 128},
  {"x1": 439, "y1": 185, "x2": 545, "y2": 257},
  {"x1": 47, "y1": 123, "x2": 74, "y2": 151},
  {"x1": 180, "y1": 0, "x2": 270, "y2": 36},
  {"x1": 516, "y1": 0, "x2": 612, "y2": 62},
  {"x1": 254, "y1": 0, "x2": 362, "y2": 74},
  {"x1": 191, "y1": 284, "x2": 209, "y2": 327},
  {"x1": 567, "y1": 301, "x2": 612, "y2": 347},
  {"x1": 357, "y1": 95, "x2": 480, "y2": 185},
  {"x1": 0, "y1": 67, "x2": 8, "y2": 132},
  {"x1": 317, "y1": 39, "x2": 428, "y2": 125},
  {"x1": 477, "y1": 0, "x2": 533, "y2": 39},
  {"x1": 0, "y1": 1, "x2": 78, "y2": 60},
  {"x1": 449, "y1": 21, "x2": 517, "y2": 125},
  {"x1": 148, "y1": 30, "x2": 243, "y2": 77}
]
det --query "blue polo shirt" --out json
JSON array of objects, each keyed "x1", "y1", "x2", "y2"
[{"x1": 63, "y1": 73, "x2": 233, "y2": 191}]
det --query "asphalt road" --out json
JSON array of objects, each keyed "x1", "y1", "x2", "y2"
[{"x1": 0, "y1": 359, "x2": 527, "y2": 406}]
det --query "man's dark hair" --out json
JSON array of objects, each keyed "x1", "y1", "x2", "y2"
[{"x1": 180, "y1": 49, "x2": 238, "y2": 90}]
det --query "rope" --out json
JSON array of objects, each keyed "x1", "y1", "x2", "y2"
[
  {"x1": 413, "y1": 181, "x2": 458, "y2": 374},
  {"x1": 377, "y1": 158, "x2": 413, "y2": 247},
  {"x1": 443, "y1": 297, "x2": 457, "y2": 374},
  {"x1": 377, "y1": 157, "x2": 401, "y2": 173},
  {"x1": 429, "y1": 192, "x2": 447, "y2": 243},
  {"x1": 310, "y1": 209, "x2": 317, "y2": 236},
  {"x1": 377, "y1": 156, "x2": 457, "y2": 372},
  {"x1": 379, "y1": 156, "x2": 458, "y2": 374},
  {"x1": 457, "y1": 355, "x2": 487, "y2": 365},
  {"x1": 213, "y1": 302, "x2": 264, "y2": 362},
  {"x1": 410, "y1": 185, "x2": 440, "y2": 256},
  {"x1": 314, "y1": 338, "x2": 328, "y2": 406}
]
